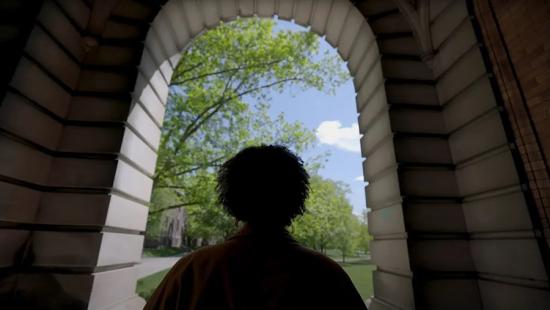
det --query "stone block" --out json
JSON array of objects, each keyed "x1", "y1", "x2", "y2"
[
  {"x1": 237, "y1": 0, "x2": 254, "y2": 17},
  {"x1": 68, "y1": 96, "x2": 129, "y2": 122},
  {"x1": 37, "y1": 192, "x2": 110, "y2": 227},
  {"x1": 89, "y1": 267, "x2": 140, "y2": 310},
  {"x1": 385, "y1": 83, "x2": 439, "y2": 105},
  {"x1": 0, "y1": 229, "x2": 30, "y2": 267},
  {"x1": 371, "y1": 239, "x2": 411, "y2": 273},
  {"x1": 255, "y1": 0, "x2": 276, "y2": 18},
  {"x1": 294, "y1": 0, "x2": 314, "y2": 26},
  {"x1": 400, "y1": 168, "x2": 459, "y2": 197},
  {"x1": 32, "y1": 231, "x2": 102, "y2": 268},
  {"x1": 366, "y1": 170, "x2": 401, "y2": 209},
  {"x1": 404, "y1": 202, "x2": 466, "y2": 233},
  {"x1": 163, "y1": 0, "x2": 191, "y2": 50},
  {"x1": 133, "y1": 72, "x2": 166, "y2": 124},
  {"x1": 358, "y1": 83, "x2": 387, "y2": 123},
  {"x1": 0, "y1": 92, "x2": 63, "y2": 150},
  {"x1": 219, "y1": 0, "x2": 239, "y2": 21},
  {"x1": 0, "y1": 136, "x2": 52, "y2": 184},
  {"x1": 56, "y1": 0, "x2": 90, "y2": 29},
  {"x1": 378, "y1": 36, "x2": 421, "y2": 56},
  {"x1": 347, "y1": 23, "x2": 373, "y2": 75},
  {"x1": 433, "y1": 19, "x2": 477, "y2": 78},
  {"x1": 429, "y1": 0, "x2": 455, "y2": 22},
  {"x1": 102, "y1": 20, "x2": 142, "y2": 40},
  {"x1": 394, "y1": 136, "x2": 452, "y2": 164},
  {"x1": 356, "y1": 59, "x2": 384, "y2": 108},
  {"x1": 25, "y1": 26, "x2": 80, "y2": 89},
  {"x1": 362, "y1": 109, "x2": 392, "y2": 148},
  {"x1": 97, "y1": 233, "x2": 143, "y2": 266},
  {"x1": 436, "y1": 47, "x2": 486, "y2": 104},
  {"x1": 372, "y1": 270, "x2": 414, "y2": 310},
  {"x1": 389, "y1": 109, "x2": 447, "y2": 134},
  {"x1": 416, "y1": 278, "x2": 482, "y2": 310},
  {"x1": 113, "y1": 160, "x2": 153, "y2": 202},
  {"x1": 120, "y1": 127, "x2": 158, "y2": 176},
  {"x1": 84, "y1": 45, "x2": 140, "y2": 67},
  {"x1": 368, "y1": 204, "x2": 406, "y2": 236},
  {"x1": 127, "y1": 102, "x2": 162, "y2": 149},
  {"x1": 471, "y1": 239, "x2": 548, "y2": 281},
  {"x1": 456, "y1": 149, "x2": 519, "y2": 197},
  {"x1": 105, "y1": 194, "x2": 149, "y2": 231},
  {"x1": 151, "y1": 10, "x2": 179, "y2": 66},
  {"x1": 11, "y1": 272, "x2": 93, "y2": 308},
  {"x1": 325, "y1": 0, "x2": 350, "y2": 46},
  {"x1": 449, "y1": 110, "x2": 507, "y2": 164},
  {"x1": 48, "y1": 158, "x2": 117, "y2": 188},
  {"x1": 364, "y1": 138, "x2": 396, "y2": 179},
  {"x1": 443, "y1": 76, "x2": 496, "y2": 131},
  {"x1": 431, "y1": 0, "x2": 468, "y2": 49},
  {"x1": 409, "y1": 239, "x2": 475, "y2": 271},
  {"x1": 10, "y1": 57, "x2": 71, "y2": 117},
  {"x1": 337, "y1": 9, "x2": 365, "y2": 60},
  {"x1": 58, "y1": 126, "x2": 125, "y2": 153},
  {"x1": 77, "y1": 69, "x2": 134, "y2": 93},
  {"x1": 37, "y1": 1, "x2": 85, "y2": 60},
  {"x1": 370, "y1": 12, "x2": 409, "y2": 34},
  {"x1": 310, "y1": 0, "x2": 332, "y2": 35},
  {"x1": 382, "y1": 58, "x2": 434, "y2": 81},
  {"x1": 182, "y1": 0, "x2": 204, "y2": 36},
  {"x1": 112, "y1": 0, "x2": 155, "y2": 20},
  {"x1": 0, "y1": 182, "x2": 41, "y2": 224},
  {"x1": 478, "y1": 279, "x2": 550, "y2": 310},
  {"x1": 463, "y1": 190, "x2": 532, "y2": 233}
]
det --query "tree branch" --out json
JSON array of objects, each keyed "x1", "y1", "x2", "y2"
[
  {"x1": 149, "y1": 201, "x2": 204, "y2": 215},
  {"x1": 170, "y1": 59, "x2": 284, "y2": 86}
]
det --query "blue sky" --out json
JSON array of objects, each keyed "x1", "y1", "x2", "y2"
[{"x1": 262, "y1": 20, "x2": 368, "y2": 215}]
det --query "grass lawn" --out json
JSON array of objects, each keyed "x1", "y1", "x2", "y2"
[
  {"x1": 137, "y1": 262, "x2": 375, "y2": 301},
  {"x1": 142, "y1": 247, "x2": 187, "y2": 258},
  {"x1": 137, "y1": 269, "x2": 170, "y2": 300},
  {"x1": 341, "y1": 263, "x2": 375, "y2": 301}
]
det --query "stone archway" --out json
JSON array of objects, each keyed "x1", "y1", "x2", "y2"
[{"x1": 1, "y1": 0, "x2": 549, "y2": 309}]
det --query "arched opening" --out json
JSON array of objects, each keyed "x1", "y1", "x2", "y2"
[{"x1": 136, "y1": 16, "x2": 373, "y2": 302}]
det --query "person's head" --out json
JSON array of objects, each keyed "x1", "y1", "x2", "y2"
[{"x1": 217, "y1": 145, "x2": 310, "y2": 228}]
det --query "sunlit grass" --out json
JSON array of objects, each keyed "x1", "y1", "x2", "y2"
[{"x1": 137, "y1": 255, "x2": 374, "y2": 301}]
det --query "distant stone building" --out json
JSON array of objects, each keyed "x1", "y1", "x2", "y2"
[
  {"x1": 159, "y1": 207, "x2": 186, "y2": 248},
  {"x1": 144, "y1": 207, "x2": 186, "y2": 249}
]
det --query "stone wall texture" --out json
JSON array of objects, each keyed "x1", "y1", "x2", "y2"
[{"x1": 473, "y1": 0, "x2": 550, "y2": 247}]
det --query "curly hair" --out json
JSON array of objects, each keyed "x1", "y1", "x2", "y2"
[{"x1": 216, "y1": 145, "x2": 310, "y2": 227}]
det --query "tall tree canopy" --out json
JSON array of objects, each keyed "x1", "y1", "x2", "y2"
[{"x1": 147, "y1": 18, "x2": 349, "y2": 242}]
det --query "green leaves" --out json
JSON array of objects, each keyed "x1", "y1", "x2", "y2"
[{"x1": 147, "y1": 18, "x2": 351, "y2": 245}]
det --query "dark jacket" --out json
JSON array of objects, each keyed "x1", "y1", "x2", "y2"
[{"x1": 145, "y1": 225, "x2": 367, "y2": 310}]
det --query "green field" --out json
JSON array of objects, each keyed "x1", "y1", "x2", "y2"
[
  {"x1": 341, "y1": 263, "x2": 375, "y2": 301},
  {"x1": 137, "y1": 269, "x2": 171, "y2": 300},
  {"x1": 142, "y1": 247, "x2": 187, "y2": 258},
  {"x1": 137, "y1": 260, "x2": 374, "y2": 301}
]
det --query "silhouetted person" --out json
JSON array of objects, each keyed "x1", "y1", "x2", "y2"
[{"x1": 145, "y1": 145, "x2": 367, "y2": 310}]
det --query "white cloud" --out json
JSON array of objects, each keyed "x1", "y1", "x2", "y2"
[
  {"x1": 354, "y1": 176, "x2": 369, "y2": 186},
  {"x1": 316, "y1": 121, "x2": 361, "y2": 153}
]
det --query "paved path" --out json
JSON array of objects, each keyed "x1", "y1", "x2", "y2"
[{"x1": 136, "y1": 256, "x2": 182, "y2": 279}]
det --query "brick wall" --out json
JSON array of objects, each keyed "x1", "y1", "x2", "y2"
[{"x1": 473, "y1": 0, "x2": 550, "y2": 247}]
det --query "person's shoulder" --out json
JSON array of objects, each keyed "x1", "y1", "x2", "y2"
[{"x1": 174, "y1": 240, "x2": 240, "y2": 266}]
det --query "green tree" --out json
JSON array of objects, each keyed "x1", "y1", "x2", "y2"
[
  {"x1": 291, "y1": 176, "x2": 350, "y2": 253},
  {"x1": 357, "y1": 209, "x2": 372, "y2": 254},
  {"x1": 147, "y1": 18, "x2": 348, "y2": 244},
  {"x1": 332, "y1": 208, "x2": 360, "y2": 262}
]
